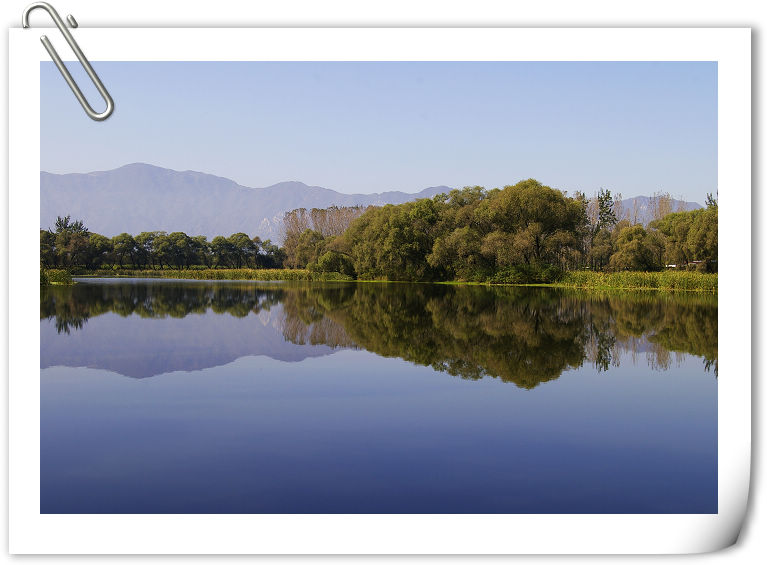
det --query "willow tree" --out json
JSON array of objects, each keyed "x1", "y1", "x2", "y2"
[{"x1": 608, "y1": 225, "x2": 664, "y2": 271}]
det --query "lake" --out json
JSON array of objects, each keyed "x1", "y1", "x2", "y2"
[{"x1": 40, "y1": 279, "x2": 717, "y2": 513}]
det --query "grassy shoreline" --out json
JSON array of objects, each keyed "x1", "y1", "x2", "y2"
[
  {"x1": 68, "y1": 268, "x2": 353, "y2": 282},
  {"x1": 555, "y1": 270, "x2": 717, "y2": 292},
  {"x1": 45, "y1": 268, "x2": 717, "y2": 293}
]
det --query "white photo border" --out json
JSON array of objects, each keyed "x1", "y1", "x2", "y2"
[{"x1": 9, "y1": 27, "x2": 751, "y2": 554}]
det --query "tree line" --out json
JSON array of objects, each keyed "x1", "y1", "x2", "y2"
[
  {"x1": 41, "y1": 179, "x2": 718, "y2": 281},
  {"x1": 281, "y1": 179, "x2": 718, "y2": 282},
  {"x1": 40, "y1": 216, "x2": 285, "y2": 270}
]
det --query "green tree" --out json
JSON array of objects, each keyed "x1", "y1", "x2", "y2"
[
  {"x1": 341, "y1": 198, "x2": 443, "y2": 281},
  {"x1": 112, "y1": 233, "x2": 137, "y2": 268},
  {"x1": 191, "y1": 235, "x2": 212, "y2": 267},
  {"x1": 589, "y1": 229, "x2": 613, "y2": 270},
  {"x1": 651, "y1": 212, "x2": 693, "y2": 267},
  {"x1": 608, "y1": 225, "x2": 663, "y2": 271},
  {"x1": 430, "y1": 225, "x2": 488, "y2": 281},
  {"x1": 51, "y1": 215, "x2": 91, "y2": 267},
  {"x1": 583, "y1": 188, "x2": 619, "y2": 270},
  {"x1": 135, "y1": 231, "x2": 163, "y2": 269},
  {"x1": 259, "y1": 239, "x2": 285, "y2": 268},
  {"x1": 596, "y1": 188, "x2": 617, "y2": 232},
  {"x1": 210, "y1": 236, "x2": 235, "y2": 268},
  {"x1": 475, "y1": 179, "x2": 585, "y2": 268},
  {"x1": 292, "y1": 229, "x2": 328, "y2": 270},
  {"x1": 686, "y1": 207, "x2": 718, "y2": 271},
  {"x1": 651, "y1": 206, "x2": 717, "y2": 270},
  {"x1": 227, "y1": 232, "x2": 257, "y2": 268},
  {"x1": 315, "y1": 250, "x2": 356, "y2": 276},
  {"x1": 167, "y1": 232, "x2": 194, "y2": 268},
  {"x1": 40, "y1": 229, "x2": 56, "y2": 267},
  {"x1": 340, "y1": 179, "x2": 585, "y2": 281},
  {"x1": 152, "y1": 232, "x2": 192, "y2": 269},
  {"x1": 87, "y1": 233, "x2": 113, "y2": 268}
]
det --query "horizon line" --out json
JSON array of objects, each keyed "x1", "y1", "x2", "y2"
[{"x1": 40, "y1": 162, "x2": 453, "y2": 197}]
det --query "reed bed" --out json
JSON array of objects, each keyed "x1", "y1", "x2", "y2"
[
  {"x1": 75, "y1": 268, "x2": 354, "y2": 282},
  {"x1": 55, "y1": 267, "x2": 717, "y2": 292},
  {"x1": 558, "y1": 270, "x2": 717, "y2": 292}
]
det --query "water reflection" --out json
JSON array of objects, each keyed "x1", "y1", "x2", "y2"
[{"x1": 41, "y1": 280, "x2": 717, "y2": 386}]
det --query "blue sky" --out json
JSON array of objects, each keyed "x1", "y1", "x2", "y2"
[{"x1": 41, "y1": 61, "x2": 717, "y2": 202}]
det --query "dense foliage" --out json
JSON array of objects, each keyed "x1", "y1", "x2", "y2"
[
  {"x1": 41, "y1": 216, "x2": 285, "y2": 271},
  {"x1": 41, "y1": 182, "x2": 718, "y2": 286},
  {"x1": 336, "y1": 181, "x2": 586, "y2": 281},
  {"x1": 650, "y1": 205, "x2": 718, "y2": 270},
  {"x1": 281, "y1": 181, "x2": 718, "y2": 282}
]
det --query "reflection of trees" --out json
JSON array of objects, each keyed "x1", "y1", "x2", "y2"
[
  {"x1": 328, "y1": 285, "x2": 588, "y2": 389},
  {"x1": 42, "y1": 282, "x2": 718, "y2": 387},
  {"x1": 278, "y1": 285, "x2": 718, "y2": 387},
  {"x1": 276, "y1": 285, "x2": 717, "y2": 388},
  {"x1": 40, "y1": 283, "x2": 286, "y2": 334},
  {"x1": 279, "y1": 284, "x2": 358, "y2": 349},
  {"x1": 279, "y1": 285, "x2": 576, "y2": 387},
  {"x1": 578, "y1": 291, "x2": 718, "y2": 376},
  {"x1": 41, "y1": 287, "x2": 98, "y2": 334}
]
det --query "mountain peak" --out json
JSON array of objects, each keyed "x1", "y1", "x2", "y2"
[
  {"x1": 40, "y1": 164, "x2": 454, "y2": 240},
  {"x1": 117, "y1": 162, "x2": 161, "y2": 170},
  {"x1": 106, "y1": 162, "x2": 174, "y2": 175},
  {"x1": 263, "y1": 180, "x2": 312, "y2": 190}
]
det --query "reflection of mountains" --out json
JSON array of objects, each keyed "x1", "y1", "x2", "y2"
[
  {"x1": 40, "y1": 283, "x2": 354, "y2": 378},
  {"x1": 41, "y1": 282, "x2": 717, "y2": 386}
]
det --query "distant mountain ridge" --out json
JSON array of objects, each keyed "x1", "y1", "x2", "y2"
[
  {"x1": 40, "y1": 163, "x2": 451, "y2": 241},
  {"x1": 40, "y1": 303, "x2": 345, "y2": 378},
  {"x1": 617, "y1": 195, "x2": 702, "y2": 225},
  {"x1": 40, "y1": 163, "x2": 701, "y2": 240}
]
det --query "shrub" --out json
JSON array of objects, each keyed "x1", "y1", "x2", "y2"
[
  {"x1": 316, "y1": 251, "x2": 356, "y2": 277},
  {"x1": 44, "y1": 269, "x2": 73, "y2": 285},
  {"x1": 488, "y1": 264, "x2": 564, "y2": 284}
]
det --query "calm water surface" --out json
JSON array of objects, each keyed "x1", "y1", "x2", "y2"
[{"x1": 40, "y1": 279, "x2": 717, "y2": 513}]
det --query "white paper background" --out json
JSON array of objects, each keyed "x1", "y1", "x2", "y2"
[{"x1": 1, "y1": 1, "x2": 761, "y2": 562}]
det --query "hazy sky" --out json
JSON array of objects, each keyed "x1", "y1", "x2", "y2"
[{"x1": 41, "y1": 61, "x2": 717, "y2": 202}]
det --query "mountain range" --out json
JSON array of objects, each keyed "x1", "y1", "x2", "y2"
[
  {"x1": 40, "y1": 163, "x2": 702, "y2": 241},
  {"x1": 40, "y1": 163, "x2": 450, "y2": 241}
]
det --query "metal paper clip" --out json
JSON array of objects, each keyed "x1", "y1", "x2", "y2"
[{"x1": 22, "y1": 2, "x2": 114, "y2": 121}]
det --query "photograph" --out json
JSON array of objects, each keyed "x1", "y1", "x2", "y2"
[{"x1": 38, "y1": 60, "x2": 718, "y2": 514}]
